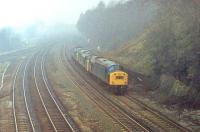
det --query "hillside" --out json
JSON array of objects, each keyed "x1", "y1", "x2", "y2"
[
  {"x1": 77, "y1": 0, "x2": 200, "y2": 108},
  {"x1": 77, "y1": 0, "x2": 157, "y2": 50},
  {"x1": 108, "y1": 0, "x2": 200, "y2": 108}
]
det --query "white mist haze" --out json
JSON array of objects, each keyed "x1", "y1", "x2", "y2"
[
  {"x1": 0, "y1": 0, "x2": 124, "y2": 51},
  {"x1": 0, "y1": 0, "x2": 122, "y2": 29}
]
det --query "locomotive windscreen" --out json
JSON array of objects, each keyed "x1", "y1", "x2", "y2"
[{"x1": 107, "y1": 65, "x2": 121, "y2": 72}]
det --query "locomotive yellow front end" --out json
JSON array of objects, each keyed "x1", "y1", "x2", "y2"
[
  {"x1": 109, "y1": 71, "x2": 128, "y2": 85},
  {"x1": 109, "y1": 71, "x2": 128, "y2": 94}
]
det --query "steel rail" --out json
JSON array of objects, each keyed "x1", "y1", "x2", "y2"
[
  {"x1": 61, "y1": 45, "x2": 150, "y2": 132},
  {"x1": 22, "y1": 55, "x2": 36, "y2": 132},
  {"x1": 0, "y1": 63, "x2": 9, "y2": 91},
  {"x1": 40, "y1": 51, "x2": 76, "y2": 132},
  {"x1": 34, "y1": 54, "x2": 58, "y2": 131},
  {"x1": 12, "y1": 63, "x2": 23, "y2": 132}
]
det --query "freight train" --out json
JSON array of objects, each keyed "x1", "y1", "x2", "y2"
[{"x1": 71, "y1": 47, "x2": 128, "y2": 94}]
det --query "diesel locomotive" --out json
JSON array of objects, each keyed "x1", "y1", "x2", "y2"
[{"x1": 71, "y1": 47, "x2": 128, "y2": 94}]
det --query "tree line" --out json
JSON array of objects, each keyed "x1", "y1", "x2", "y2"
[
  {"x1": 77, "y1": 0, "x2": 157, "y2": 50},
  {"x1": 0, "y1": 28, "x2": 25, "y2": 52},
  {"x1": 77, "y1": 0, "x2": 200, "y2": 108}
]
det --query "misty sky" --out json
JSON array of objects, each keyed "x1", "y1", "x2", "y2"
[{"x1": 0, "y1": 0, "x2": 122, "y2": 28}]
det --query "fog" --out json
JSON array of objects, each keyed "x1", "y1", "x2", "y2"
[
  {"x1": 0, "y1": 0, "x2": 125, "y2": 51},
  {"x1": 0, "y1": 0, "x2": 122, "y2": 29},
  {"x1": 0, "y1": 0, "x2": 199, "y2": 130}
]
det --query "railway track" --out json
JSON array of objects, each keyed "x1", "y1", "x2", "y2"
[
  {"x1": 11, "y1": 47, "x2": 79, "y2": 132},
  {"x1": 8, "y1": 43, "x2": 191, "y2": 131},
  {"x1": 33, "y1": 50, "x2": 79, "y2": 132},
  {"x1": 12, "y1": 57, "x2": 36, "y2": 132},
  {"x1": 0, "y1": 61, "x2": 18, "y2": 132},
  {"x1": 61, "y1": 44, "x2": 191, "y2": 132},
  {"x1": 59, "y1": 45, "x2": 151, "y2": 132},
  {"x1": 0, "y1": 63, "x2": 9, "y2": 92},
  {"x1": 124, "y1": 95, "x2": 192, "y2": 132}
]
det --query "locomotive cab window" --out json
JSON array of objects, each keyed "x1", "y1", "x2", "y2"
[{"x1": 108, "y1": 65, "x2": 121, "y2": 73}]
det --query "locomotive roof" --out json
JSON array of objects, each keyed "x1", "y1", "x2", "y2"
[
  {"x1": 73, "y1": 47, "x2": 120, "y2": 67},
  {"x1": 95, "y1": 57, "x2": 119, "y2": 68}
]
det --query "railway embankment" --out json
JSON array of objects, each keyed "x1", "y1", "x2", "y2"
[
  {"x1": 77, "y1": 0, "x2": 200, "y2": 109},
  {"x1": 76, "y1": 1, "x2": 200, "y2": 130}
]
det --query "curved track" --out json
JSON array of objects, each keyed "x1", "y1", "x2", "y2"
[
  {"x1": 59, "y1": 45, "x2": 151, "y2": 132},
  {"x1": 6, "y1": 43, "x2": 192, "y2": 132},
  {"x1": 12, "y1": 56, "x2": 36, "y2": 132},
  {"x1": 0, "y1": 63, "x2": 9, "y2": 92},
  {"x1": 125, "y1": 95, "x2": 191, "y2": 132},
  {"x1": 11, "y1": 47, "x2": 79, "y2": 132},
  {"x1": 32, "y1": 50, "x2": 79, "y2": 132},
  {"x1": 61, "y1": 44, "x2": 191, "y2": 132}
]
